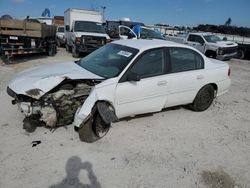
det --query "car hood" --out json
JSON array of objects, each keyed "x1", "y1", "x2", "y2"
[
  {"x1": 214, "y1": 41, "x2": 238, "y2": 48},
  {"x1": 8, "y1": 61, "x2": 103, "y2": 99}
]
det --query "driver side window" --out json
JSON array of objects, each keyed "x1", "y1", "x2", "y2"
[
  {"x1": 129, "y1": 49, "x2": 165, "y2": 78},
  {"x1": 195, "y1": 36, "x2": 205, "y2": 44}
]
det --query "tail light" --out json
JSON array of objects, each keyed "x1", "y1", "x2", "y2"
[{"x1": 228, "y1": 68, "x2": 231, "y2": 77}]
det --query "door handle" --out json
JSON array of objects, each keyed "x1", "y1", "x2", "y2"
[
  {"x1": 157, "y1": 81, "x2": 167, "y2": 86},
  {"x1": 196, "y1": 75, "x2": 204, "y2": 80}
]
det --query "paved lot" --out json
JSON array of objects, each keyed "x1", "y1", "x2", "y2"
[{"x1": 0, "y1": 48, "x2": 250, "y2": 188}]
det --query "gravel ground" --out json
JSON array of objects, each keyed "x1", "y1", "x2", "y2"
[{"x1": 0, "y1": 48, "x2": 249, "y2": 188}]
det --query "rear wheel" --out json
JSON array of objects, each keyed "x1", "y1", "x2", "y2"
[
  {"x1": 78, "y1": 113, "x2": 110, "y2": 143},
  {"x1": 189, "y1": 85, "x2": 215, "y2": 111}
]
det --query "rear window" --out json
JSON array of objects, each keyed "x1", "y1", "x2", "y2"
[{"x1": 169, "y1": 47, "x2": 204, "y2": 73}]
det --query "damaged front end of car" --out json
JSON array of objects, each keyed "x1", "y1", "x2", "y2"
[{"x1": 7, "y1": 80, "x2": 98, "y2": 132}]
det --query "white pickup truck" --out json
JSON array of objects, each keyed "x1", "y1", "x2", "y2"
[{"x1": 165, "y1": 32, "x2": 238, "y2": 60}]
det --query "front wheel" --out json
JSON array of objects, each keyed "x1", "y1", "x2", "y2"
[
  {"x1": 189, "y1": 85, "x2": 215, "y2": 112},
  {"x1": 78, "y1": 113, "x2": 110, "y2": 143},
  {"x1": 237, "y1": 49, "x2": 245, "y2": 59},
  {"x1": 72, "y1": 46, "x2": 80, "y2": 58},
  {"x1": 65, "y1": 44, "x2": 71, "y2": 52}
]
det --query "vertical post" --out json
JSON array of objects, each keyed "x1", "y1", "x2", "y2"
[{"x1": 101, "y1": 6, "x2": 106, "y2": 23}]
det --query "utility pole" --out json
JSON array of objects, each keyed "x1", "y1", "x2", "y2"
[{"x1": 101, "y1": 6, "x2": 106, "y2": 23}]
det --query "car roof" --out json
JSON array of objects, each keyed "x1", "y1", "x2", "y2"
[
  {"x1": 190, "y1": 32, "x2": 212, "y2": 36},
  {"x1": 112, "y1": 39, "x2": 190, "y2": 51}
]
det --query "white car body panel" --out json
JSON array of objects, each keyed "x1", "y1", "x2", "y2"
[{"x1": 8, "y1": 62, "x2": 103, "y2": 99}]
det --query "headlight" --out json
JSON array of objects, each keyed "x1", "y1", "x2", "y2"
[
  {"x1": 75, "y1": 37, "x2": 81, "y2": 45},
  {"x1": 218, "y1": 48, "x2": 224, "y2": 55}
]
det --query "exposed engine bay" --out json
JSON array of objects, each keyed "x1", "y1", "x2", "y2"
[{"x1": 8, "y1": 80, "x2": 98, "y2": 132}]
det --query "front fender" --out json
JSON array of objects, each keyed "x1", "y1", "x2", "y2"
[
  {"x1": 73, "y1": 89, "x2": 97, "y2": 128},
  {"x1": 73, "y1": 88, "x2": 116, "y2": 128}
]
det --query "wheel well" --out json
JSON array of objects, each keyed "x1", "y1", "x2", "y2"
[
  {"x1": 93, "y1": 100, "x2": 118, "y2": 124},
  {"x1": 208, "y1": 83, "x2": 218, "y2": 96},
  {"x1": 238, "y1": 47, "x2": 245, "y2": 52},
  {"x1": 205, "y1": 50, "x2": 216, "y2": 57}
]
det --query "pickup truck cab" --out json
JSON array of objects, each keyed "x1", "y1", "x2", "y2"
[
  {"x1": 56, "y1": 26, "x2": 65, "y2": 47},
  {"x1": 166, "y1": 32, "x2": 238, "y2": 60}
]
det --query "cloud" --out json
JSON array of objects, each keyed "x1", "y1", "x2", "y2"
[{"x1": 12, "y1": 0, "x2": 25, "y2": 3}]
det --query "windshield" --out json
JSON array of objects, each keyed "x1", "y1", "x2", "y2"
[
  {"x1": 78, "y1": 43, "x2": 139, "y2": 78},
  {"x1": 140, "y1": 28, "x2": 164, "y2": 40},
  {"x1": 74, "y1": 21, "x2": 106, "y2": 33},
  {"x1": 204, "y1": 35, "x2": 222, "y2": 43},
  {"x1": 57, "y1": 27, "x2": 64, "y2": 33}
]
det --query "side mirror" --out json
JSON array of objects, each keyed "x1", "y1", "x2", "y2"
[
  {"x1": 223, "y1": 37, "x2": 227, "y2": 41},
  {"x1": 65, "y1": 25, "x2": 70, "y2": 32},
  {"x1": 127, "y1": 72, "x2": 140, "y2": 82}
]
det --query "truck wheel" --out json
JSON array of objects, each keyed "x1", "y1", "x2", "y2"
[
  {"x1": 66, "y1": 44, "x2": 71, "y2": 52},
  {"x1": 57, "y1": 40, "x2": 61, "y2": 47},
  {"x1": 48, "y1": 44, "x2": 56, "y2": 56},
  {"x1": 237, "y1": 49, "x2": 245, "y2": 59},
  {"x1": 189, "y1": 85, "x2": 215, "y2": 112},
  {"x1": 205, "y1": 51, "x2": 216, "y2": 59},
  {"x1": 78, "y1": 113, "x2": 110, "y2": 143},
  {"x1": 72, "y1": 46, "x2": 80, "y2": 58}
]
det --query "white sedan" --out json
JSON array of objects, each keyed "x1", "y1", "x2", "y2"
[{"x1": 7, "y1": 39, "x2": 231, "y2": 142}]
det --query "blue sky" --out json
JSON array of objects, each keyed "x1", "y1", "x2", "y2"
[{"x1": 0, "y1": 0, "x2": 249, "y2": 27}]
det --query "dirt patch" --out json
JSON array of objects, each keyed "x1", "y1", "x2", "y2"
[{"x1": 201, "y1": 169, "x2": 240, "y2": 188}]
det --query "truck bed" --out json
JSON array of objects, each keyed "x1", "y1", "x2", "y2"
[{"x1": 0, "y1": 19, "x2": 56, "y2": 38}]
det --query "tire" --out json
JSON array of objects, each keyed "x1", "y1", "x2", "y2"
[
  {"x1": 237, "y1": 49, "x2": 245, "y2": 59},
  {"x1": 23, "y1": 117, "x2": 37, "y2": 133},
  {"x1": 205, "y1": 51, "x2": 216, "y2": 59},
  {"x1": 66, "y1": 44, "x2": 71, "y2": 52},
  {"x1": 72, "y1": 46, "x2": 80, "y2": 58},
  {"x1": 78, "y1": 113, "x2": 110, "y2": 143},
  {"x1": 57, "y1": 40, "x2": 61, "y2": 47},
  {"x1": 48, "y1": 44, "x2": 56, "y2": 56},
  {"x1": 189, "y1": 85, "x2": 215, "y2": 112}
]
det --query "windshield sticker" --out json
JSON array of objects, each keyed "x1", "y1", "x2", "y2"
[{"x1": 117, "y1": 50, "x2": 132, "y2": 57}]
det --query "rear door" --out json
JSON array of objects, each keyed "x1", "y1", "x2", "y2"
[{"x1": 163, "y1": 47, "x2": 205, "y2": 107}]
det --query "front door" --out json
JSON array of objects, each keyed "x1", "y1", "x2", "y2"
[{"x1": 115, "y1": 48, "x2": 168, "y2": 118}]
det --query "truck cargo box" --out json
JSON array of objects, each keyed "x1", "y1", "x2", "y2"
[{"x1": 0, "y1": 19, "x2": 56, "y2": 38}]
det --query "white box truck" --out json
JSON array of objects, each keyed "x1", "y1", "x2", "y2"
[{"x1": 64, "y1": 8, "x2": 110, "y2": 57}]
